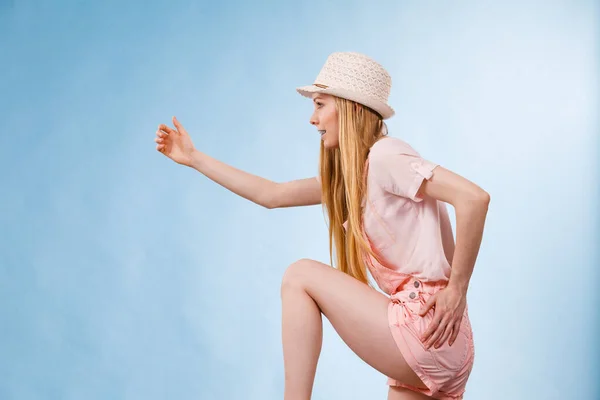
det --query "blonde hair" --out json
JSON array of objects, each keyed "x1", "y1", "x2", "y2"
[{"x1": 319, "y1": 97, "x2": 389, "y2": 287}]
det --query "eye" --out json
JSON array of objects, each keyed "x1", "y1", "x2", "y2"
[{"x1": 316, "y1": 102, "x2": 324, "y2": 108}]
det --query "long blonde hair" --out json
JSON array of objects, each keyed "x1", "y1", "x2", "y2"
[{"x1": 319, "y1": 97, "x2": 389, "y2": 287}]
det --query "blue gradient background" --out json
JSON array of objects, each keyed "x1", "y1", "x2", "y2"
[{"x1": 1, "y1": 1, "x2": 598, "y2": 399}]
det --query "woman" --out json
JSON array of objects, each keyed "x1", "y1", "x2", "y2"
[{"x1": 154, "y1": 52, "x2": 489, "y2": 400}]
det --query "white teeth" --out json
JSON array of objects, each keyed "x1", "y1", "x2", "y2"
[{"x1": 319, "y1": 130, "x2": 326, "y2": 135}]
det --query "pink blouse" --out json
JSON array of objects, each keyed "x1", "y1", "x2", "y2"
[{"x1": 320, "y1": 136, "x2": 455, "y2": 295}]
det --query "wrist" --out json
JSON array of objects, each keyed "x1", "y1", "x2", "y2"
[
  {"x1": 188, "y1": 149, "x2": 204, "y2": 169},
  {"x1": 447, "y1": 280, "x2": 468, "y2": 296}
]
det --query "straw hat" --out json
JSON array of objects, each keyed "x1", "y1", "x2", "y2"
[{"x1": 296, "y1": 51, "x2": 395, "y2": 120}]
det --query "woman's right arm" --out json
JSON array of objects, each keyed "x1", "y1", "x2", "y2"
[
  {"x1": 155, "y1": 116, "x2": 321, "y2": 209},
  {"x1": 188, "y1": 150, "x2": 322, "y2": 209}
]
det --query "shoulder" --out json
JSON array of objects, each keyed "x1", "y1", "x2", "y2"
[{"x1": 368, "y1": 136, "x2": 420, "y2": 161}]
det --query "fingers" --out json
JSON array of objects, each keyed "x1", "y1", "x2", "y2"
[
  {"x1": 434, "y1": 321, "x2": 453, "y2": 349},
  {"x1": 155, "y1": 129, "x2": 167, "y2": 152},
  {"x1": 172, "y1": 116, "x2": 186, "y2": 134},
  {"x1": 157, "y1": 123, "x2": 176, "y2": 135},
  {"x1": 423, "y1": 316, "x2": 448, "y2": 349},
  {"x1": 419, "y1": 293, "x2": 436, "y2": 316},
  {"x1": 448, "y1": 320, "x2": 462, "y2": 346},
  {"x1": 155, "y1": 132, "x2": 165, "y2": 151},
  {"x1": 155, "y1": 140, "x2": 167, "y2": 153},
  {"x1": 155, "y1": 118, "x2": 187, "y2": 155},
  {"x1": 155, "y1": 123, "x2": 173, "y2": 153},
  {"x1": 421, "y1": 307, "x2": 442, "y2": 343}
]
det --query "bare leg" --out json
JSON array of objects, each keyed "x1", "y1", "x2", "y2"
[
  {"x1": 281, "y1": 276, "x2": 323, "y2": 400},
  {"x1": 280, "y1": 259, "x2": 432, "y2": 400}
]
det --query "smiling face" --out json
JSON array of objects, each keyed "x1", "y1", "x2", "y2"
[{"x1": 310, "y1": 93, "x2": 339, "y2": 149}]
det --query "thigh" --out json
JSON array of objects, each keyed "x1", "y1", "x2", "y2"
[{"x1": 281, "y1": 258, "x2": 428, "y2": 390}]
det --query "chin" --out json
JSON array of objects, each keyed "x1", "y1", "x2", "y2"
[{"x1": 322, "y1": 138, "x2": 337, "y2": 150}]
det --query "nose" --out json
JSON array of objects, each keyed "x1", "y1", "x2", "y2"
[{"x1": 309, "y1": 112, "x2": 318, "y2": 126}]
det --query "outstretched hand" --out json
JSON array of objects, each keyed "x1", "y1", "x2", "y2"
[
  {"x1": 418, "y1": 286, "x2": 466, "y2": 349},
  {"x1": 155, "y1": 116, "x2": 197, "y2": 167}
]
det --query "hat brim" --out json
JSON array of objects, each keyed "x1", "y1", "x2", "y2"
[{"x1": 295, "y1": 84, "x2": 395, "y2": 120}]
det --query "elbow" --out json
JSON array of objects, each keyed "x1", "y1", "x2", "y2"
[
  {"x1": 264, "y1": 201, "x2": 278, "y2": 209},
  {"x1": 469, "y1": 191, "x2": 490, "y2": 209},
  {"x1": 478, "y1": 190, "x2": 491, "y2": 205},
  {"x1": 474, "y1": 191, "x2": 491, "y2": 214},
  {"x1": 262, "y1": 196, "x2": 278, "y2": 209},
  {"x1": 456, "y1": 190, "x2": 490, "y2": 210},
  {"x1": 263, "y1": 185, "x2": 280, "y2": 209}
]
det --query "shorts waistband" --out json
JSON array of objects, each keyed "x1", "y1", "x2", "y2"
[{"x1": 389, "y1": 277, "x2": 447, "y2": 304}]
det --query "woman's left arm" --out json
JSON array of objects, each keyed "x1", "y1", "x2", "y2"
[{"x1": 416, "y1": 165, "x2": 490, "y2": 349}]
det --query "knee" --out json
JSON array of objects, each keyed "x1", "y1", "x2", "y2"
[{"x1": 281, "y1": 258, "x2": 314, "y2": 292}]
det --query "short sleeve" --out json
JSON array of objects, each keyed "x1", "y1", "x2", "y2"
[{"x1": 370, "y1": 139, "x2": 439, "y2": 202}]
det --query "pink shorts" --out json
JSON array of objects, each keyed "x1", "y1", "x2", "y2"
[{"x1": 386, "y1": 278, "x2": 475, "y2": 399}]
